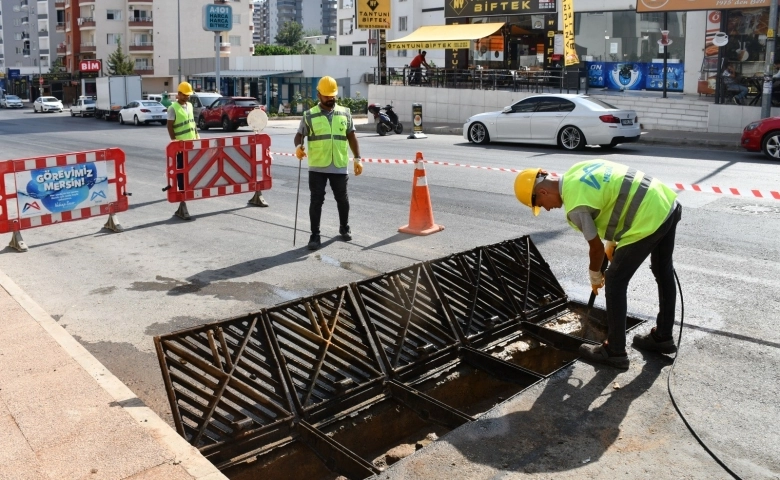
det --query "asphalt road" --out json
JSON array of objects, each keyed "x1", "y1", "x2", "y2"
[{"x1": 1, "y1": 108, "x2": 778, "y2": 479}]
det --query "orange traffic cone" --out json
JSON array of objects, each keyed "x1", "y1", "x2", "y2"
[{"x1": 398, "y1": 152, "x2": 445, "y2": 236}]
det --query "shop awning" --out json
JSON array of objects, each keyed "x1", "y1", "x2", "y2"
[
  {"x1": 387, "y1": 22, "x2": 505, "y2": 50},
  {"x1": 190, "y1": 70, "x2": 302, "y2": 78}
]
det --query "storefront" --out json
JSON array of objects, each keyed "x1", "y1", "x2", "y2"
[
  {"x1": 574, "y1": 11, "x2": 687, "y2": 91},
  {"x1": 442, "y1": 1, "x2": 559, "y2": 71},
  {"x1": 188, "y1": 70, "x2": 308, "y2": 112}
]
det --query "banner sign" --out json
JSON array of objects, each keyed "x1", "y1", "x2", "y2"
[
  {"x1": 412, "y1": 104, "x2": 424, "y2": 135},
  {"x1": 356, "y1": 0, "x2": 391, "y2": 29},
  {"x1": 16, "y1": 163, "x2": 111, "y2": 219},
  {"x1": 388, "y1": 40, "x2": 470, "y2": 50},
  {"x1": 562, "y1": 0, "x2": 579, "y2": 66},
  {"x1": 637, "y1": 0, "x2": 769, "y2": 12},
  {"x1": 587, "y1": 62, "x2": 684, "y2": 91},
  {"x1": 446, "y1": 0, "x2": 555, "y2": 18}
]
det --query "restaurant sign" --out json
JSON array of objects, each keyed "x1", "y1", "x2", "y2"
[
  {"x1": 387, "y1": 40, "x2": 471, "y2": 50},
  {"x1": 637, "y1": 0, "x2": 770, "y2": 12},
  {"x1": 356, "y1": 0, "x2": 391, "y2": 29},
  {"x1": 446, "y1": 0, "x2": 556, "y2": 18}
]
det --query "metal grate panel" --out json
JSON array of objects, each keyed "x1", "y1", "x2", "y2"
[
  {"x1": 352, "y1": 263, "x2": 460, "y2": 378},
  {"x1": 154, "y1": 314, "x2": 295, "y2": 457},
  {"x1": 264, "y1": 286, "x2": 385, "y2": 421}
]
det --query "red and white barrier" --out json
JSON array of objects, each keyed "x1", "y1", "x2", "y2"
[
  {"x1": 272, "y1": 151, "x2": 779, "y2": 200},
  {"x1": 0, "y1": 148, "x2": 128, "y2": 251}
]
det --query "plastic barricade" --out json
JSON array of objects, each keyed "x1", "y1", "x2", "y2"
[
  {"x1": 0, "y1": 148, "x2": 128, "y2": 251},
  {"x1": 165, "y1": 134, "x2": 272, "y2": 204}
]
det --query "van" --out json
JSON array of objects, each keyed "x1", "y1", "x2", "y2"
[{"x1": 144, "y1": 94, "x2": 163, "y2": 102}]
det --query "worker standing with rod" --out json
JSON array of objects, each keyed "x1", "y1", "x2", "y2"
[{"x1": 294, "y1": 76, "x2": 363, "y2": 251}]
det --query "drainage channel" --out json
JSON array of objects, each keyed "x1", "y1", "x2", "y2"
[{"x1": 154, "y1": 236, "x2": 643, "y2": 480}]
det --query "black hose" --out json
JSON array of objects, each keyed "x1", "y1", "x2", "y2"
[{"x1": 667, "y1": 269, "x2": 742, "y2": 480}]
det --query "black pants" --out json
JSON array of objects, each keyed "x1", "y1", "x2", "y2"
[
  {"x1": 605, "y1": 203, "x2": 682, "y2": 352},
  {"x1": 309, "y1": 171, "x2": 349, "y2": 236}
]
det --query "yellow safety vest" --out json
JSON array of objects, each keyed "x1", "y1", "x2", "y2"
[
  {"x1": 562, "y1": 160, "x2": 677, "y2": 247},
  {"x1": 303, "y1": 104, "x2": 350, "y2": 168},
  {"x1": 171, "y1": 102, "x2": 197, "y2": 140}
]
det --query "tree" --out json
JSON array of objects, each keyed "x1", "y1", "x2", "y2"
[
  {"x1": 254, "y1": 44, "x2": 295, "y2": 56},
  {"x1": 48, "y1": 58, "x2": 65, "y2": 74},
  {"x1": 275, "y1": 21, "x2": 305, "y2": 47},
  {"x1": 106, "y1": 39, "x2": 135, "y2": 75}
]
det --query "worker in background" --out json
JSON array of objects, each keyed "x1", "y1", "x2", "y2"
[
  {"x1": 409, "y1": 50, "x2": 430, "y2": 85},
  {"x1": 294, "y1": 76, "x2": 363, "y2": 251},
  {"x1": 514, "y1": 160, "x2": 682, "y2": 369},
  {"x1": 167, "y1": 81, "x2": 199, "y2": 191}
]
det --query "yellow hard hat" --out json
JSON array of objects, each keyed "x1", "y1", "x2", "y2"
[
  {"x1": 514, "y1": 168, "x2": 543, "y2": 216},
  {"x1": 177, "y1": 81, "x2": 194, "y2": 95},
  {"x1": 317, "y1": 76, "x2": 338, "y2": 96}
]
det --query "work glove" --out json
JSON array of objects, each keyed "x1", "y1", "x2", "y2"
[
  {"x1": 604, "y1": 240, "x2": 617, "y2": 262},
  {"x1": 295, "y1": 144, "x2": 307, "y2": 160},
  {"x1": 353, "y1": 157, "x2": 363, "y2": 176},
  {"x1": 589, "y1": 269, "x2": 605, "y2": 295}
]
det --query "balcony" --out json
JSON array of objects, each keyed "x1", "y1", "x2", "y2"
[
  {"x1": 132, "y1": 0, "x2": 153, "y2": 2},
  {"x1": 134, "y1": 64, "x2": 154, "y2": 75},
  {"x1": 56, "y1": 43, "x2": 66, "y2": 53},
  {"x1": 56, "y1": 22, "x2": 65, "y2": 32},
  {"x1": 55, "y1": 0, "x2": 64, "y2": 7},
  {"x1": 219, "y1": 42, "x2": 230, "y2": 53},
  {"x1": 80, "y1": 42, "x2": 96, "y2": 52},
  {"x1": 39, "y1": 29, "x2": 49, "y2": 37},
  {"x1": 78, "y1": 17, "x2": 95, "y2": 28},
  {"x1": 129, "y1": 41, "x2": 153, "y2": 51},
  {"x1": 128, "y1": 17, "x2": 153, "y2": 28}
]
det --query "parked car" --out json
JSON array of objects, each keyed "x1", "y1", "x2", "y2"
[
  {"x1": 198, "y1": 96, "x2": 266, "y2": 132},
  {"x1": 33, "y1": 96, "x2": 64, "y2": 113},
  {"x1": 189, "y1": 92, "x2": 221, "y2": 122},
  {"x1": 71, "y1": 97, "x2": 96, "y2": 117},
  {"x1": 741, "y1": 117, "x2": 780, "y2": 160},
  {"x1": 463, "y1": 94, "x2": 640, "y2": 150},
  {"x1": 0, "y1": 95, "x2": 24, "y2": 108},
  {"x1": 118, "y1": 100, "x2": 167, "y2": 125}
]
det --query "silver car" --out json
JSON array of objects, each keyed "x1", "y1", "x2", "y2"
[
  {"x1": 188, "y1": 92, "x2": 221, "y2": 124},
  {"x1": 1, "y1": 95, "x2": 24, "y2": 108}
]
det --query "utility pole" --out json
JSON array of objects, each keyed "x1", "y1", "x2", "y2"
[{"x1": 761, "y1": 0, "x2": 778, "y2": 118}]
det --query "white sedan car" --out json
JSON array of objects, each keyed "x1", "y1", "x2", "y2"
[
  {"x1": 1, "y1": 95, "x2": 24, "y2": 108},
  {"x1": 118, "y1": 100, "x2": 168, "y2": 126},
  {"x1": 33, "y1": 96, "x2": 64, "y2": 113},
  {"x1": 463, "y1": 94, "x2": 640, "y2": 150}
]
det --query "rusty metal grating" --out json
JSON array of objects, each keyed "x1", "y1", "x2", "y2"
[
  {"x1": 353, "y1": 263, "x2": 460, "y2": 380},
  {"x1": 154, "y1": 236, "x2": 639, "y2": 477},
  {"x1": 154, "y1": 314, "x2": 295, "y2": 464},
  {"x1": 264, "y1": 285, "x2": 385, "y2": 421}
]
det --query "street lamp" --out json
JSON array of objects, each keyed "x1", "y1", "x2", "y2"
[{"x1": 20, "y1": 3, "x2": 43, "y2": 98}]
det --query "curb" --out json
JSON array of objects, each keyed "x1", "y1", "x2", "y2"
[{"x1": 0, "y1": 269, "x2": 226, "y2": 480}]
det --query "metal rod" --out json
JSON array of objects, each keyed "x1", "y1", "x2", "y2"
[
  {"x1": 177, "y1": 0, "x2": 182, "y2": 84},
  {"x1": 293, "y1": 157, "x2": 302, "y2": 246},
  {"x1": 215, "y1": 32, "x2": 221, "y2": 95},
  {"x1": 663, "y1": 12, "x2": 668, "y2": 99},
  {"x1": 762, "y1": 0, "x2": 779, "y2": 118}
]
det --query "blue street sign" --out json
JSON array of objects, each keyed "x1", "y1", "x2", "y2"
[
  {"x1": 9, "y1": 69, "x2": 21, "y2": 79},
  {"x1": 202, "y1": 4, "x2": 233, "y2": 32}
]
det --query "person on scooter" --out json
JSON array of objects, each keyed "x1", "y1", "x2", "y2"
[{"x1": 409, "y1": 51, "x2": 430, "y2": 85}]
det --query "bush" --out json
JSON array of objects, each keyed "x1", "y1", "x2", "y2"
[{"x1": 337, "y1": 97, "x2": 368, "y2": 114}]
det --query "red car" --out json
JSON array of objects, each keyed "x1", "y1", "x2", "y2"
[
  {"x1": 197, "y1": 96, "x2": 265, "y2": 132},
  {"x1": 740, "y1": 116, "x2": 780, "y2": 160}
]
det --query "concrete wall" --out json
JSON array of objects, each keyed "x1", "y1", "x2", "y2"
[{"x1": 367, "y1": 84, "x2": 780, "y2": 133}]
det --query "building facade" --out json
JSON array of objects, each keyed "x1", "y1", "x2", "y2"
[
  {"x1": 0, "y1": 0, "x2": 66, "y2": 82},
  {"x1": 252, "y1": 0, "x2": 270, "y2": 45}
]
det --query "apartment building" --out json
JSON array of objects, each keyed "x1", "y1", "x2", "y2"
[
  {"x1": 0, "y1": 0, "x2": 66, "y2": 75},
  {"x1": 252, "y1": 0, "x2": 269, "y2": 45},
  {"x1": 266, "y1": 0, "x2": 335, "y2": 44},
  {"x1": 59, "y1": 0, "x2": 253, "y2": 94}
]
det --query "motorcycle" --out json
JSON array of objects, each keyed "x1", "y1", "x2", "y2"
[{"x1": 368, "y1": 104, "x2": 403, "y2": 136}]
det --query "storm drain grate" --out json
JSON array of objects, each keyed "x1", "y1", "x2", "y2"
[{"x1": 155, "y1": 236, "x2": 642, "y2": 477}]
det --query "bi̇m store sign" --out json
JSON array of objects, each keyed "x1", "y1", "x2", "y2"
[{"x1": 446, "y1": 0, "x2": 556, "y2": 17}]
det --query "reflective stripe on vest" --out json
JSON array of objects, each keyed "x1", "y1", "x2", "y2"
[
  {"x1": 563, "y1": 160, "x2": 677, "y2": 247},
  {"x1": 303, "y1": 105, "x2": 350, "y2": 168},
  {"x1": 171, "y1": 102, "x2": 197, "y2": 140}
]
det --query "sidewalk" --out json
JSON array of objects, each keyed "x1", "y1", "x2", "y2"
[
  {"x1": 355, "y1": 122, "x2": 743, "y2": 150},
  {"x1": 0, "y1": 270, "x2": 226, "y2": 480}
]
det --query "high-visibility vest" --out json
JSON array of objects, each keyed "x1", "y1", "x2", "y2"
[
  {"x1": 562, "y1": 160, "x2": 677, "y2": 247},
  {"x1": 303, "y1": 104, "x2": 350, "y2": 169},
  {"x1": 171, "y1": 102, "x2": 197, "y2": 140}
]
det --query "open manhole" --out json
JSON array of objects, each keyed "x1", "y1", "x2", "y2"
[{"x1": 155, "y1": 236, "x2": 643, "y2": 479}]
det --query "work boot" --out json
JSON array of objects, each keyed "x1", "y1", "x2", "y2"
[
  {"x1": 578, "y1": 343, "x2": 629, "y2": 370},
  {"x1": 307, "y1": 234, "x2": 321, "y2": 251},
  {"x1": 339, "y1": 225, "x2": 352, "y2": 241},
  {"x1": 632, "y1": 327, "x2": 677, "y2": 354}
]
